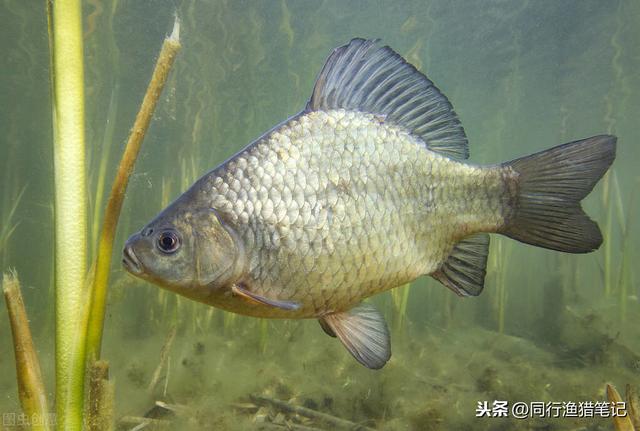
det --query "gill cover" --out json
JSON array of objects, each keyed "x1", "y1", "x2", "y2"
[{"x1": 191, "y1": 208, "x2": 244, "y2": 287}]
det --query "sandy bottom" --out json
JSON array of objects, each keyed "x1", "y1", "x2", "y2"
[
  {"x1": 103, "y1": 309, "x2": 635, "y2": 430},
  {"x1": 0, "y1": 285, "x2": 636, "y2": 431}
]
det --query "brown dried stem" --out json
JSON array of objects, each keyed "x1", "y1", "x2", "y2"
[
  {"x1": 2, "y1": 271, "x2": 51, "y2": 431},
  {"x1": 87, "y1": 360, "x2": 114, "y2": 431},
  {"x1": 148, "y1": 326, "x2": 177, "y2": 394},
  {"x1": 606, "y1": 384, "x2": 635, "y2": 431},
  {"x1": 86, "y1": 16, "x2": 181, "y2": 361}
]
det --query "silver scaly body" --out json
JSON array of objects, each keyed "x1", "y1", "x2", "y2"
[{"x1": 203, "y1": 109, "x2": 507, "y2": 318}]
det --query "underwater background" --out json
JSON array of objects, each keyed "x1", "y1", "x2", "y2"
[{"x1": 1, "y1": 0, "x2": 638, "y2": 429}]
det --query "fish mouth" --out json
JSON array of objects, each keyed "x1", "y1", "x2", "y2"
[{"x1": 122, "y1": 243, "x2": 143, "y2": 275}]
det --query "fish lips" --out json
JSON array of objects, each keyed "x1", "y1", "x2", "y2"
[{"x1": 122, "y1": 234, "x2": 144, "y2": 275}]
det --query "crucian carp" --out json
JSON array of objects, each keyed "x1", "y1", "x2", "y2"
[{"x1": 123, "y1": 39, "x2": 616, "y2": 369}]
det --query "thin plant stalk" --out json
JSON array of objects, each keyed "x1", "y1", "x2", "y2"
[
  {"x1": 606, "y1": 384, "x2": 634, "y2": 431},
  {"x1": 489, "y1": 237, "x2": 508, "y2": 333},
  {"x1": 615, "y1": 175, "x2": 636, "y2": 322},
  {"x1": 85, "y1": 17, "x2": 181, "y2": 361},
  {"x1": 48, "y1": 0, "x2": 89, "y2": 428},
  {"x1": 87, "y1": 360, "x2": 114, "y2": 431},
  {"x1": 91, "y1": 88, "x2": 119, "y2": 253},
  {"x1": 260, "y1": 319, "x2": 269, "y2": 354},
  {"x1": 0, "y1": 186, "x2": 26, "y2": 254},
  {"x1": 147, "y1": 326, "x2": 176, "y2": 394},
  {"x1": 391, "y1": 284, "x2": 411, "y2": 330},
  {"x1": 602, "y1": 173, "x2": 614, "y2": 296},
  {"x1": 3, "y1": 272, "x2": 51, "y2": 431}
]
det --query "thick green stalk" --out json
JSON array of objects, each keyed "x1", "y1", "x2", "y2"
[
  {"x1": 49, "y1": 0, "x2": 88, "y2": 429},
  {"x1": 86, "y1": 18, "x2": 181, "y2": 360}
]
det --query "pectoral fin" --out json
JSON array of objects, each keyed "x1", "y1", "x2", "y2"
[
  {"x1": 319, "y1": 303, "x2": 391, "y2": 369},
  {"x1": 231, "y1": 283, "x2": 301, "y2": 311}
]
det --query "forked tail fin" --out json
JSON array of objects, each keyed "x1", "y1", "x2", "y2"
[{"x1": 500, "y1": 135, "x2": 616, "y2": 253}]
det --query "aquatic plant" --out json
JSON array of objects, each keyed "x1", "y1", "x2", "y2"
[
  {"x1": 391, "y1": 284, "x2": 411, "y2": 330},
  {"x1": 612, "y1": 174, "x2": 636, "y2": 321},
  {"x1": 85, "y1": 15, "x2": 181, "y2": 361},
  {"x1": 37, "y1": 3, "x2": 181, "y2": 428},
  {"x1": 47, "y1": 0, "x2": 90, "y2": 427},
  {"x1": 602, "y1": 0, "x2": 630, "y2": 305},
  {"x1": 0, "y1": 186, "x2": 26, "y2": 258},
  {"x1": 89, "y1": 88, "x2": 119, "y2": 255},
  {"x1": 3, "y1": 271, "x2": 50, "y2": 431},
  {"x1": 87, "y1": 360, "x2": 114, "y2": 431},
  {"x1": 606, "y1": 383, "x2": 637, "y2": 431},
  {"x1": 84, "y1": 0, "x2": 121, "y2": 256},
  {"x1": 491, "y1": 239, "x2": 511, "y2": 334}
]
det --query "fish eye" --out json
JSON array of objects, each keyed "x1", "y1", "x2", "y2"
[{"x1": 157, "y1": 230, "x2": 180, "y2": 254}]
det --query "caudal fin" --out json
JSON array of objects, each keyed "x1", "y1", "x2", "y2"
[{"x1": 501, "y1": 135, "x2": 616, "y2": 253}]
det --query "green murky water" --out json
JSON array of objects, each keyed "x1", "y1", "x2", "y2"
[{"x1": 1, "y1": 1, "x2": 639, "y2": 429}]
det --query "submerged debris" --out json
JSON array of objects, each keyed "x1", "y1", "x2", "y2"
[
  {"x1": 119, "y1": 415, "x2": 171, "y2": 430},
  {"x1": 148, "y1": 326, "x2": 177, "y2": 395},
  {"x1": 249, "y1": 394, "x2": 377, "y2": 431},
  {"x1": 118, "y1": 400, "x2": 193, "y2": 430}
]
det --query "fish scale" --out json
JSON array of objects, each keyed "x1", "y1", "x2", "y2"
[{"x1": 203, "y1": 109, "x2": 504, "y2": 318}]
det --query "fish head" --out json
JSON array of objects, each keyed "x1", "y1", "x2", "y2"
[{"x1": 123, "y1": 204, "x2": 244, "y2": 297}]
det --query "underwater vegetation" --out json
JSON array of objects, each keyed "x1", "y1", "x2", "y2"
[
  {"x1": 0, "y1": 0, "x2": 639, "y2": 430},
  {"x1": 607, "y1": 384, "x2": 640, "y2": 431},
  {"x1": 4, "y1": 1, "x2": 181, "y2": 428}
]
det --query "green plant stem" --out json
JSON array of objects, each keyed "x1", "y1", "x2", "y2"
[
  {"x1": 391, "y1": 283, "x2": 411, "y2": 330},
  {"x1": 3, "y1": 272, "x2": 51, "y2": 431},
  {"x1": 602, "y1": 172, "x2": 613, "y2": 296},
  {"x1": 86, "y1": 17, "x2": 181, "y2": 361},
  {"x1": 49, "y1": 0, "x2": 88, "y2": 429},
  {"x1": 91, "y1": 88, "x2": 119, "y2": 254},
  {"x1": 0, "y1": 186, "x2": 26, "y2": 254}
]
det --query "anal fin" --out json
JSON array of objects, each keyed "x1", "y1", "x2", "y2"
[
  {"x1": 231, "y1": 283, "x2": 300, "y2": 311},
  {"x1": 432, "y1": 233, "x2": 489, "y2": 297},
  {"x1": 319, "y1": 303, "x2": 391, "y2": 369}
]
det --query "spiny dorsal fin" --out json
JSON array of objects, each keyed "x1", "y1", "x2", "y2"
[
  {"x1": 319, "y1": 303, "x2": 391, "y2": 369},
  {"x1": 433, "y1": 233, "x2": 490, "y2": 296},
  {"x1": 307, "y1": 38, "x2": 469, "y2": 160}
]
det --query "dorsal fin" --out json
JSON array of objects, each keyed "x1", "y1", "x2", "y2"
[
  {"x1": 432, "y1": 233, "x2": 490, "y2": 296},
  {"x1": 307, "y1": 38, "x2": 469, "y2": 159}
]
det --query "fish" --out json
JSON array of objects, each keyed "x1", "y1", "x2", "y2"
[{"x1": 123, "y1": 38, "x2": 616, "y2": 369}]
